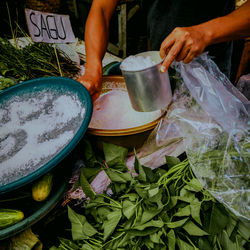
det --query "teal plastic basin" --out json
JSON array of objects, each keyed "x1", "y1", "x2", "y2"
[{"x1": 0, "y1": 76, "x2": 92, "y2": 194}]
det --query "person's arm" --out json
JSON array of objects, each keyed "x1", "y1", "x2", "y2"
[
  {"x1": 78, "y1": 0, "x2": 118, "y2": 100},
  {"x1": 160, "y1": 0, "x2": 250, "y2": 72}
]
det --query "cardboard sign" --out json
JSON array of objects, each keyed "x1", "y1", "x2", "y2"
[{"x1": 25, "y1": 8, "x2": 76, "y2": 43}]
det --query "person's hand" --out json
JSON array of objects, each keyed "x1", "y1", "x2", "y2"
[
  {"x1": 77, "y1": 70, "x2": 102, "y2": 102},
  {"x1": 159, "y1": 26, "x2": 209, "y2": 72}
]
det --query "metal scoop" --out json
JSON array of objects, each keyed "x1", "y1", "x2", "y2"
[{"x1": 120, "y1": 51, "x2": 172, "y2": 112}]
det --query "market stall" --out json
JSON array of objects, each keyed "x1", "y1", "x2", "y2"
[{"x1": 0, "y1": 1, "x2": 249, "y2": 249}]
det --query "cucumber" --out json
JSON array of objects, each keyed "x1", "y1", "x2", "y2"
[
  {"x1": 32, "y1": 172, "x2": 53, "y2": 202},
  {"x1": 0, "y1": 209, "x2": 24, "y2": 229}
]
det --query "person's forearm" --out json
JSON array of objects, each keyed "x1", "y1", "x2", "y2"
[
  {"x1": 199, "y1": 1, "x2": 250, "y2": 46},
  {"x1": 84, "y1": 0, "x2": 118, "y2": 76}
]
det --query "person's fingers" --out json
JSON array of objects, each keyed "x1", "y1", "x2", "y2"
[
  {"x1": 160, "y1": 41, "x2": 184, "y2": 72},
  {"x1": 182, "y1": 45, "x2": 203, "y2": 64},
  {"x1": 183, "y1": 49, "x2": 196, "y2": 64},
  {"x1": 160, "y1": 36, "x2": 175, "y2": 59},
  {"x1": 175, "y1": 44, "x2": 191, "y2": 62},
  {"x1": 77, "y1": 76, "x2": 97, "y2": 96}
]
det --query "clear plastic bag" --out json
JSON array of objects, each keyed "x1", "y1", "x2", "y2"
[{"x1": 155, "y1": 53, "x2": 250, "y2": 221}]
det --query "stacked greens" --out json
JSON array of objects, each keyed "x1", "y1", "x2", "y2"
[
  {"x1": 51, "y1": 141, "x2": 250, "y2": 250},
  {"x1": 0, "y1": 38, "x2": 80, "y2": 90}
]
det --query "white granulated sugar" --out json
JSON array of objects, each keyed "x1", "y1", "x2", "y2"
[
  {"x1": 0, "y1": 91, "x2": 85, "y2": 186},
  {"x1": 120, "y1": 55, "x2": 157, "y2": 71},
  {"x1": 89, "y1": 90, "x2": 161, "y2": 130},
  {"x1": 0, "y1": 109, "x2": 8, "y2": 121}
]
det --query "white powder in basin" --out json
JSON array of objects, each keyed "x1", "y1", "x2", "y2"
[
  {"x1": 120, "y1": 55, "x2": 157, "y2": 71},
  {"x1": 0, "y1": 91, "x2": 85, "y2": 186},
  {"x1": 89, "y1": 90, "x2": 161, "y2": 130}
]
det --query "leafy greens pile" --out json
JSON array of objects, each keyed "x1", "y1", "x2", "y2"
[
  {"x1": 0, "y1": 38, "x2": 80, "y2": 90},
  {"x1": 51, "y1": 141, "x2": 250, "y2": 250}
]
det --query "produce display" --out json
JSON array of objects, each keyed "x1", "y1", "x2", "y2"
[
  {"x1": 0, "y1": 165, "x2": 74, "y2": 250},
  {"x1": 51, "y1": 141, "x2": 250, "y2": 250},
  {"x1": 0, "y1": 28, "x2": 249, "y2": 250},
  {"x1": 0, "y1": 172, "x2": 55, "y2": 229},
  {"x1": 0, "y1": 37, "x2": 80, "y2": 90}
]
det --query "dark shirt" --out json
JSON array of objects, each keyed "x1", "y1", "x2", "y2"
[{"x1": 141, "y1": 0, "x2": 235, "y2": 77}]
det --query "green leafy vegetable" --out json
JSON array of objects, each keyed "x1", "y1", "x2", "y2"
[
  {"x1": 103, "y1": 142, "x2": 128, "y2": 171},
  {"x1": 0, "y1": 38, "x2": 80, "y2": 88},
  {"x1": 68, "y1": 206, "x2": 97, "y2": 241},
  {"x1": 52, "y1": 143, "x2": 249, "y2": 250},
  {"x1": 183, "y1": 220, "x2": 208, "y2": 236}
]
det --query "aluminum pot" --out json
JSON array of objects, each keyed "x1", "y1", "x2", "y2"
[{"x1": 120, "y1": 51, "x2": 172, "y2": 112}]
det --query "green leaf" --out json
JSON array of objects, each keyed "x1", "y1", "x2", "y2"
[
  {"x1": 143, "y1": 166, "x2": 157, "y2": 183},
  {"x1": 112, "y1": 183, "x2": 127, "y2": 194},
  {"x1": 117, "y1": 233, "x2": 130, "y2": 248},
  {"x1": 183, "y1": 221, "x2": 208, "y2": 236},
  {"x1": 198, "y1": 237, "x2": 212, "y2": 250},
  {"x1": 123, "y1": 216, "x2": 135, "y2": 230},
  {"x1": 134, "y1": 155, "x2": 147, "y2": 182},
  {"x1": 148, "y1": 187, "x2": 159, "y2": 197},
  {"x1": 81, "y1": 244, "x2": 96, "y2": 250},
  {"x1": 208, "y1": 203, "x2": 229, "y2": 234},
  {"x1": 167, "y1": 229, "x2": 176, "y2": 250},
  {"x1": 147, "y1": 189, "x2": 163, "y2": 208},
  {"x1": 218, "y1": 230, "x2": 237, "y2": 250},
  {"x1": 103, "y1": 209, "x2": 122, "y2": 241},
  {"x1": 132, "y1": 220, "x2": 164, "y2": 230},
  {"x1": 122, "y1": 199, "x2": 136, "y2": 219},
  {"x1": 159, "y1": 210, "x2": 170, "y2": 223},
  {"x1": 80, "y1": 169, "x2": 96, "y2": 199},
  {"x1": 128, "y1": 227, "x2": 159, "y2": 236},
  {"x1": 144, "y1": 238, "x2": 155, "y2": 249},
  {"x1": 135, "y1": 185, "x2": 148, "y2": 199},
  {"x1": 103, "y1": 142, "x2": 128, "y2": 171},
  {"x1": 185, "y1": 178, "x2": 203, "y2": 192},
  {"x1": 105, "y1": 169, "x2": 132, "y2": 183},
  {"x1": 176, "y1": 238, "x2": 195, "y2": 250},
  {"x1": 237, "y1": 220, "x2": 250, "y2": 241},
  {"x1": 167, "y1": 196, "x2": 178, "y2": 209},
  {"x1": 82, "y1": 140, "x2": 98, "y2": 168},
  {"x1": 179, "y1": 188, "x2": 196, "y2": 202},
  {"x1": 140, "y1": 208, "x2": 163, "y2": 224},
  {"x1": 165, "y1": 155, "x2": 180, "y2": 168},
  {"x1": 97, "y1": 207, "x2": 111, "y2": 221},
  {"x1": 85, "y1": 196, "x2": 104, "y2": 209},
  {"x1": 235, "y1": 234, "x2": 248, "y2": 249},
  {"x1": 225, "y1": 216, "x2": 237, "y2": 238},
  {"x1": 150, "y1": 232, "x2": 163, "y2": 244},
  {"x1": 58, "y1": 237, "x2": 79, "y2": 250},
  {"x1": 82, "y1": 168, "x2": 102, "y2": 182},
  {"x1": 166, "y1": 218, "x2": 189, "y2": 228},
  {"x1": 190, "y1": 202, "x2": 202, "y2": 225},
  {"x1": 68, "y1": 206, "x2": 97, "y2": 241},
  {"x1": 174, "y1": 205, "x2": 191, "y2": 217},
  {"x1": 121, "y1": 193, "x2": 139, "y2": 202}
]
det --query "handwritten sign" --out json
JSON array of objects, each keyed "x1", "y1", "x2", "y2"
[{"x1": 25, "y1": 8, "x2": 76, "y2": 43}]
